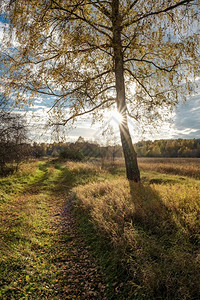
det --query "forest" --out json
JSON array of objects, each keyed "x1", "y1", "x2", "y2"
[
  {"x1": 25, "y1": 137, "x2": 200, "y2": 159},
  {"x1": 1, "y1": 130, "x2": 200, "y2": 176}
]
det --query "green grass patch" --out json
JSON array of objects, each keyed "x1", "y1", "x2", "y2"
[
  {"x1": 0, "y1": 160, "x2": 64, "y2": 299},
  {"x1": 0, "y1": 159, "x2": 105, "y2": 299},
  {"x1": 1, "y1": 159, "x2": 199, "y2": 299}
]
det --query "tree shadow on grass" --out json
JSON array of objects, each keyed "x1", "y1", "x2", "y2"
[
  {"x1": 126, "y1": 181, "x2": 200, "y2": 299},
  {"x1": 129, "y1": 182, "x2": 176, "y2": 236}
]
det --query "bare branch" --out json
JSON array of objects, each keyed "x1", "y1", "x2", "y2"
[
  {"x1": 84, "y1": 85, "x2": 116, "y2": 104},
  {"x1": 28, "y1": 54, "x2": 60, "y2": 65},
  {"x1": 86, "y1": 41, "x2": 113, "y2": 56},
  {"x1": 126, "y1": 109, "x2": 139, "y2": 121},
  {"x1": 51, "y1": 0, "x2": 112, "y2": 39},
  {"x1": 89, "y1": 0, "x2": 112, "y2": 19},
  {"x1": 123, "y1": 0, "x2": 195, "y2": 27},
  {"x1": 125, "y1": 68, "x2": 154, "y2": 98},
  {"x1": 57, "y1": 99, "x2": 115, "y2": 125},
  {"x1": 124, "y1": 57, "x2": 178, "y2": 72}
]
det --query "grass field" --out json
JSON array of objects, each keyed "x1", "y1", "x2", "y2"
[
  {"x1": 0, "y1": 158, "x2": 199, "y2": 299},
  {"x1": 138, "y1": 157, "x2": 200, "y2": 179}
]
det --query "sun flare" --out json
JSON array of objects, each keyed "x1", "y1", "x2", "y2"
[{"x1": 112, "y1": 110, "x2": 124, "y2": 125}]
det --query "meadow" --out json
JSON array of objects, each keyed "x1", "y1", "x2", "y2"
[{"x1": 0, "y1": 158, "x2": 199, "y2": 299}]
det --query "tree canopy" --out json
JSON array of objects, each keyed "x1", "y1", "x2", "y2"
[{"x1": 0, "y1": 0, "x2": 199, "y2": 180}]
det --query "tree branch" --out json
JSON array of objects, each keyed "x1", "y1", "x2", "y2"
[
  {"x1": 84, "y1": 85, "x2": 116, "y2": 105},
  {"x1": 124, "y1": 57, "x2": 178, "y2": 72},
  {"x1": 86, "y1": 41, "x2": 113, "y2": 56},
  {"x1": 122, "y1": 0, "x2": 140, "y2": 18},
  {"x1": 125, "y1": 68, "x2": 154, "y2": 98},
  {"x1": 89, "y1": 0, "x2": 112, "y2": 19},
  {"x1": 28, "y1": 53, "x2": 60, "y2": 65},
  {"x1": 51, "y1": 0, "x2": 112, "y2": 39},
  {"x1": 123, "y1": 0, "x2": 195, "y2": 27},
  {"x1": 12, "y1": 69, "x2": 113, "y2": 101},
  {"x1": 57, "y1": 99, "x2": 115, "y2": 125},
  {"x1": 122, "y1": 24, "x2": 139, "y2": 53}
]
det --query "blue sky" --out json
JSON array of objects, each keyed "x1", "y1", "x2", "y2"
[
  {"x1": 21, "y1": 89, "x2": 200, "y2": 144},
  {"x1": 0, "y1": 13, "x2": 199, "y2": 144},
  {"x1": 0, "y1": 13, "x2": 9, "y2": 24}
]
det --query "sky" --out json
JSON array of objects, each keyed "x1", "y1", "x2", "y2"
[
  {"x1": 20, "y1": 88, "x2": 200, "y2": 144},
  {"x1": 0, "y1": 12, "x2": 199, "y2": 144}
]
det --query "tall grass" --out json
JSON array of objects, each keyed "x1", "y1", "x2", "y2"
[
  {"x1": 138, "y1": 158, "x2": 200, "y2": 178},
  {"x1": 99, "y1": 157, "x2": 200, "y2": 178},
  {"x1": 73, "y1": 176, "x2": 200, "y2": 299},
  {"x1": 1, "y1": 158, "x2": 199, "y2": 299}
]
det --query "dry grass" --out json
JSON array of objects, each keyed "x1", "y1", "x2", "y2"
[
  {"x1": 1, "y1": 158, "x2": 200, "y2": 299},
  {"x1": 65, "y1": 161, "x2": 101, "y2": 175},
  {"x1": 73, "y1": 178, "x2": 200, "y2": 248},
  {"x1": 17, "y1": 159, "x2": 39, "y2": 176},
  {"x1": 102, "y1": 157, "x2": 200, "y2": 178},
  {"x1": 138, "y1": 158, "x2": 200, "y2": 178},
  {"x1": 73, "y1": 176, "x2": 200, "y2": 299}
]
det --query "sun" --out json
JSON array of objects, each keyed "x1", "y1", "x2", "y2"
[{"x1": 112, "y1": 110, "x2": 124, "y2": 125}]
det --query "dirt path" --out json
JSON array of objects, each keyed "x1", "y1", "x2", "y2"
[
  {"x1": 0, "y1": 161, "x2": 108, "y2": 299},
  {"x1": 52, "y1": 198, "x2": 107, "y2": 300}
]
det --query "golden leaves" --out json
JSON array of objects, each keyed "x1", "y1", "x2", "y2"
[{"x1": 0, "y1": 0, "x2": 199, "y2": 126}]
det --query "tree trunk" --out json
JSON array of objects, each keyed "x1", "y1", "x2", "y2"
[
  {"x1": 119, "y1": 117, "x2": 140, "y2": 181},
  {"x1": 112, "y1": 0, "x2": 140, "y2": 182}
]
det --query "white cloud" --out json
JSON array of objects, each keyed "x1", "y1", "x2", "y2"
[
  {"x1": 34, "y1": 99, "x2": 44, "y2": 104},
  {"x1": 0, "y1": 19, "x2": 20, "y2": 50}
]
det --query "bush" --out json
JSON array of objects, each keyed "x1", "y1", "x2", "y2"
[{"x1": 59, "y1": 146, "x2": 84, "y2": 161}]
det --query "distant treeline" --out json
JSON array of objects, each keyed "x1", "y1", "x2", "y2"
[
  {"x1": 135, "y1": 139, "x2": 200, "y2": 158},
  {"x1": 31, "y1": 137, "x2": 122, "y2": 161},
  {"x1": 31, "y1": 137, "x2": 200, "y2": 159},
  {"x1": 1, "y1": 136, "x2": 200, "y2": 176}
]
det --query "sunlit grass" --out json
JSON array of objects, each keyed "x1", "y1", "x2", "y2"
[
  {"x1": 0, "y1": 158, "x2": 199, "y2": 299},
  {"x1": 66, "y1": 161, "x2": 100, "y2": 174},
  {"x1": 104, "y1": 157, "x2": 200, "y2": 179},
  {"x1": 73, "y1": 169, "x2": 200, "y2": 299},
  {"x1": 0, "y1": 159, "x2": 105, "y2": 299},
  {"x1": 138, "y1": 157, "x2": 200, "y2": 179},
  {"x1": 0, "y1": 161, "x2": 64, "y2": 299}
]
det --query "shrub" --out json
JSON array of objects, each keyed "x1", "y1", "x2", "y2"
[{"x1": 59, "y1": 146, "x2": 84, "y2": 161}]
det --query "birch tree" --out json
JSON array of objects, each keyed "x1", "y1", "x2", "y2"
[{"x1": 0, "y1": 0, "x2": 199, "y2": 181}]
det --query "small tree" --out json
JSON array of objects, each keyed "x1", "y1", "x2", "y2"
[
  {"x1": 0, "y1": 97, "x2": 29, "y2": 175},
  {"x1": 1, "y1": 0, "x2": 199, "y2": 181}
]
